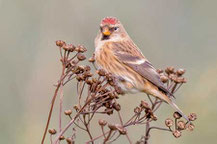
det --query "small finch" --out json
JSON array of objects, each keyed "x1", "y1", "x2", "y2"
[{"x1": 94, "y1": 17, "x2": 189, "y2": 122}]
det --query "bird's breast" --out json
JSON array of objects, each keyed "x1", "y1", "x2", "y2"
[{"x1": 95, "y1": 42, "x2": 145, "y2": 93}]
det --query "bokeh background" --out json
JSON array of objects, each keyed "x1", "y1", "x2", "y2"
[{"x1": 1, "y1": 0, "x2": 217, "y2": 143}]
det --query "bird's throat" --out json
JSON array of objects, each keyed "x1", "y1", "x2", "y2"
[{"x1": 101, "y1": 35, "x2": 110, "y2": 40}]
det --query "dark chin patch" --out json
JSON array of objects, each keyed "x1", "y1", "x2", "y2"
[{"x1": 101, "y1": 35, "x2": 110, "y2": 40}]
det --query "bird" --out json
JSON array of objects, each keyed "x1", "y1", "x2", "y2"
[{"x1": 94, "y1": 17, "x2": 189, "y2": 122}]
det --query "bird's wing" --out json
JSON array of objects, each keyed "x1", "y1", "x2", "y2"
[{"x1": 112, "y1": 41, "x2": 169, "y2": 94}]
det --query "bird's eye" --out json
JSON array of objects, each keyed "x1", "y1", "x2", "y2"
[{"x1": 114, "y1": 27, "x2": 119, "y2": 31}]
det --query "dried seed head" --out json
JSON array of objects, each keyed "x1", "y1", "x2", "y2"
[
  {"x1": 76, "y1": 45, "x2": 87, "y2": 53},
  {"x1": 66, "y1": 137, "x2": 73, "y2": 144},
  {"x1": 77, "y1": 53, "x2": 86, "y2": 61},
  {"x1": 75, "y1": 47, "x2": 79, "y2": 52},
  {"x1": 76, "y1": 74, "x2": 84, "y2": 81},
  {"x1": 85, "y1": 79, "x2": 93, "y2": 85},
  {"x1": 56, "y1": 40, "x2": 66, "y2": 47},
  {"x1": 74, "y1": 69, "x2": 81, "y2": 74},
  {"x1": 160, "y1": 75, "x2": 168, "y2": 83},
  {"x1": 84, "y1": 65, "x2": 91, "y2": 71},
  {"x1": 188, "y1": 113, "x2": 197, "y2": 121},
  {"x1": 186, "y1": 123, "x2": 195, "y2": 131},
  {"x1": 173, "y1": 130, "x2": 181, "y2": 138},
  {"x1": 119, "y1": 128, "x2": 127, "y2": 135},
  {"x1": 98, "y1": 119, "x2": 107, "y2": 126},
  {"x1": 145, "y1": 109, "x2": 155, "y2": 119},
  {"x1": 151, "y1": 115, "x2": 158, "y2": 121},
  {"x1": 88, "y1": 56, "x2": 95, "y2": 62},
  {"x1": 105, "y1": 108, "x2": 113, "y2": 115},
  {"x1": 96, "y1": 84, "x2": 102, "y2": 91},
  {"x1": 64, "y1": 109, "x2": 72, "y2": 115},
  {"x1": 73, "y1": 104, "x2": 79, "y2": 111},
  {"x1": 97, "y1": 69, "x2": 106, "y2": 76},
  {"x1": 101, "y1": 88, "x2": 108, "y2": 93},
  {"x1": 176, "y1": 69, "x2": 186, "y2": 76},
  {"x1": 181, "y1": 78, "x2": 187, "y2": 83},
  {"x1": 173, "y1": 112, "x2": 182, "y2": 119},
  {"x1": 169, "y1": 74, "x2": 177, "y2": 81},
  {"x1": 108, "y1": 92, "x2": 115, "y2": 98},
  {"x1": 68, "y1": 44, "x2": 76, "y2": 52},
  {"x1": 165, "y1": 118, "x2": 174, "y2": 127},
  {"x1": 70, "y1": 60, "x2": 77, "y2": 67},
  {"x1": 63, "y1": 44, "x2": 70, "y2": 51},
  {"x1": 108, "y1": 81, "x2": 115, "y2": 86},
  {"x1": 134, "y1": 107, "x2": 141, "y2": 114},
  {"x1": 105, "y1": 73, "x2": 114, "y2": 81},
  {"x1": 83, "y1": 72, "x2": 93, "y2": 78},
  {"x1": 92, "y1": 78, "x2": 97, "y2": 83},
  {"x1": 66, "y1": 62, "x2": 72, "y2": 68},
  {"x1": 108, "y1": 123, "x2": 117, "y2": 130},
  {"x1": 140, "y1": 100, "x2": 150, "y2": 109},
  {"x1": 156, "y1": 69, "x2": 163, "y2": 74},
  {"x1": 115, "y1": 124, "x2": 127, "y2": 135},
  {"x1": 175, "y1": 77, "x2": 187, "y2": 83},
  {"x1": 166, "y1": 66, "x2": 175, "y2": 74},
  {"x1": 145, "y1": 108, "x2": 151, "y2": 114},
  {"x1": 77, "y1": 65, "x2": 85, "y2": 71},
  {"x1": 112, "y1": 103, "x2": 121, "y2": 111},
  {"x1": 48, "y1": 129, "x2": 57, "y2": 135},
  {"x1": 104, "y1": 102, "x2": 111, "y2": 108},
  {"x1": 114, "y1": 86, "x2": 124, "y2": 95},
  {"x1": 59, "y1": 136, "x2": 65, "y2": 140},
  {"x1": 177, "y1": 120, "x2": 186, "y2": 130},
  {"x1": 174, "y1": 77, "x2": 183, "y2": 83}
]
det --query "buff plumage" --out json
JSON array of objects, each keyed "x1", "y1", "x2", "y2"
[{"x1": 94, "y1": 17, "x2": 189, "y2": 122}]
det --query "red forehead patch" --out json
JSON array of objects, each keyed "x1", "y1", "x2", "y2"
[{"x1": 101, "y1": 17, "x2": 118, "y2": 25}]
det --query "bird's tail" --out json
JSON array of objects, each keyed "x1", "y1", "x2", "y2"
[
  {"x1": 158, "y1": 92, "x2": 189, "y2": 122},
  {"x1": 168, "y1": 100, "x2": 189, "y2": 122}
]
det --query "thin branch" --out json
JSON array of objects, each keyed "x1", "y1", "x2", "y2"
[
  {"x1": 83, "y1": 115, "x2": 94, "y2": 144},
  {"x1": 171, "y1": 83, "x2": 178, "y2": 94},
  {"x1": 50, "y1": 134, "x2": 53, "y2": 144},
  {"x1": 144, "y1": 126, "x2": 172, "y2": 144},
  {"x1": 147, "y1": 95, "x2": 154, "y2": 106},
  {"x1": 100, "y1": 126, "x2": 106, "y2": 139},
  {"x1": 115, "y1": 101, "x2": 132, "y2": 144},
  {"x1": 69, "y1": 115, "x2": 86, "y2": 131},
  {"x1": 103, "y1": 130, "x2": 113, "y2": 144},
  {"x1": 86, "y1": 131, "x2": 110, "y2": 144},
  {"x1": 53, "y1": 95, "x2": 99, "y2": 144},
  {"x1": 41, "y1": 83, "x2": 61, "y2": 144},
  {"x1": 173, "y1": 83, "x2": 183, "y2": 93}
]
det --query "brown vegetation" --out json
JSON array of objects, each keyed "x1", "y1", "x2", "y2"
[{"x1": 41, "y1": 40, "x2": 197, "y2": 144}]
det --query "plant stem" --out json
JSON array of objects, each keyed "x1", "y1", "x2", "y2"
[{"x1": 41, "y1": 83, "x2": 61, "y2": 144}]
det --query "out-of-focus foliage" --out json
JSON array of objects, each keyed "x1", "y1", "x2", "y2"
[{"x1": 0, "y1": 0, "x2": 216, "y2": 143}]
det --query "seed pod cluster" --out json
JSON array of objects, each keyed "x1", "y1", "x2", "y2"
[
  {"x1": 52, "y1": 41, "x2": 197, "y2": 143},
  {"x1": 165, "y1": 112, "x2": 197, "y2": 138},
  {"x1": 158, "y1": 66, "x2": 187, "y2": 84}
]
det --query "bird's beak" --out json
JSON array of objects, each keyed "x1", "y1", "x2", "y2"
[{"x1": 102, "y1": 27, "x2": 111, "y2": 36}]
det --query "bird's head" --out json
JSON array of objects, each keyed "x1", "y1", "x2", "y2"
[{"x1": 98, "y1": 17, "x2": 128, "y2": 41}]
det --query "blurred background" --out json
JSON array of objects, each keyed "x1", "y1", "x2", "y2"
[{"x1": 1, "y1": 0, "x2": 217, "y2": 143}]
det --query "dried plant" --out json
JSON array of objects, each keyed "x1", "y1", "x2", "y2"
[{"x1": 41, "y1": 40, "x2": 197, "y2": 144}]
